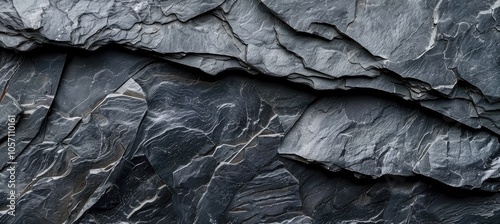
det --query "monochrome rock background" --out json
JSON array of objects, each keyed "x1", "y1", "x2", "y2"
[{"x1": 0, "y1": 0, "x2": 499, "y2": 223}]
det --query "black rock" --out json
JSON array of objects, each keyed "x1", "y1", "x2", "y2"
[{"x1": 0, "y1": 0, "x2": 498, "y2": 223}]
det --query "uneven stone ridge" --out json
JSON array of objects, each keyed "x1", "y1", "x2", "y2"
[{"x1": 0, "y1": 0, "x2": 499, "y2": 223}]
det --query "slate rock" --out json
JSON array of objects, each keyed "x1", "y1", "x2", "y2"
[
  {"x1": 280, "y1": 94, "x2": 500, "y2": 190},
  {"x1": 0, "y1": 93, "x2": 147, "y2": 223},
  {"x1": 0, "y1": 0, "x2": 498, "y2": 137},
  {"x1": 283, "y1": 158, "x2": 500, "y2": 223},
  {"x1": 0, "y1": 0, "x2": 498, "y2": 222}
]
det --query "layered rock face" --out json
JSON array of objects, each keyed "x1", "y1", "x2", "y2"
[{"x1": 0, "y1": 0, "x2": 499, "y2": 223}]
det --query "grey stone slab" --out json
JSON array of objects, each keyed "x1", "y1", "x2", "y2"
[
  {"x1": 77, "y1": 156, "x2": 177, "y2": 223},
  {"x1": 279, "y1": 95, "x2": 500, "y2": 190},
  {"x1": 0, "y1": 50, "x2": 66, "y2": 168},
  {"x1": 0, "y1": 0, "x2": 496, "y2": 136},
  {"x1": 0, "y1": 94, "x2": 147, "y2": 223},
  {"x1": 283, "y1": 158, "x2": 500, "y2": 223},
  {"x1": 0, "y1": 0, "x2": 498, "y2": 222},
  {"x1": 131, "y1": 71, "x2": 283, "y2": 185},
  {"x1": 260, "y1": 0, "x2": 354, "y2": 39},
  {"x1": 51, "y1": 48, "x2": 152, "y2": 117}
]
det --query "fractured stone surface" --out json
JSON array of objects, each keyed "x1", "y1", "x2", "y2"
[
  {"x1": 0, "y1": 0, "x2": 498, "y2": 223},
  {"x1": 2, "y1": 0, "x2": 498, "y2": 135},
  {"x1": 279, "y1": 94, "x2": 500, "y2": 190}
]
